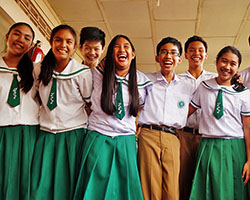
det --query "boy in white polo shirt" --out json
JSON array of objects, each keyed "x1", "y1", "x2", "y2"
[
  {"x1": 138, "y1": 37, "x2": 195, "y2": 200},
  {"x1": 178, "y1": 35, "x2": 217, "y2": 199}
]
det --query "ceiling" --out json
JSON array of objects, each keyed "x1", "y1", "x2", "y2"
[{"x1": 6, "y1": 0, "x2": 250, "y2": 74}]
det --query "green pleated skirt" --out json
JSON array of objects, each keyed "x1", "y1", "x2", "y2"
[
  {"x1": 190, "y1": 137, "x2": 250, "y2": 200},
  {"x1": 73, "y1": 130, "x2": 143, "y2": 200},
  {"x1": 0, "y1": 125, "x2": 39, "y2": 200},
  {"x1": 30, "y1": 128, "x2": 87, "y2": 200}
]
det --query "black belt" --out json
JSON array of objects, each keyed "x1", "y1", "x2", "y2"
[
  {"x1": 183, "y1": 126, "x2": 200, "y2": 135},
  {"x1": 141, "y1": 124, "x2": 178, "y2": 137}
]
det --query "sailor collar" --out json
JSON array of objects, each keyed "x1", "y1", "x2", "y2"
[{"x1": 202, "y1": 78, "x2": 248, "y2": 94}]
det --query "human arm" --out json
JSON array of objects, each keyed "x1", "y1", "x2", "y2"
[
  {"x1": 188, "y1": 103, "x2": 197, "y2": 117},
  {"x1": 242, "y1": 115, "x2": 250, "y2": 185}
]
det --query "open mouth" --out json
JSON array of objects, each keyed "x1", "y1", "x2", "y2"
[
  {"x1": 57, "y1": 49, "x2": 68, "y2": 54},
  {"x1": 87, "y1": 55, "x2": 97, "y2": 60},
  {"x1": 163, "y1": 61, "x2": 173, "y2": 66},
  {"x1": 14, "y1": 42, "x2": 23, "y2": 49},
  {"x1": 191, "y1": 57, "x2": 201, "y2": 61},
  {"x1": 118, "y1": 55, "x2": 127, "y2": 61}
]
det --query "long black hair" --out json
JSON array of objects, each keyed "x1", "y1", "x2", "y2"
[
  {"x1": 6, "y1": 22, "x2": 35, "y2": 93},
  {"x1": 39, "y1": 24, "x2": 77, "y2": 85},
  {"x1": 101, "y1": 34, "x2": 139, "y2": 117}
]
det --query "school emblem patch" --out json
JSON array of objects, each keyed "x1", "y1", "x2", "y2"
[{"x1": 178, "y1": 100, "x2": 185, "y2": 108}]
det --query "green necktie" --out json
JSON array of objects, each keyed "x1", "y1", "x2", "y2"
[
  {"x1": 47, "y1": 77, "x2": 57, "y2": 110},
  {"x1": 7, "y1": 74, "x2": 20, "y2": 107},
  {"x1": 115, "y1": 81, "x2": 125, "y2": 120},
  {"x1": 213, "y1": 89, "x2": 223, "y2": 119}
]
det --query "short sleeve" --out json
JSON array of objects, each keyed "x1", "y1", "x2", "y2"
[
  {"x1": 78, "y1": 69, "x2": 93, "y2": 103},
  {"x1": 191, "y1": 84, "x2": 201, "y2": 109},
  {"x1": 241, "y1": 89, "x2": 250, "y2": 116}
]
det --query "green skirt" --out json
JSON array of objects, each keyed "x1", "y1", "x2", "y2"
[
  {"x1": 190, "y1": 137, "x2": 250, "y2": 200},
  {"x1": 30, "y1": 128, "x2": 87, "y2": 200},
  {"x1": 73, "y1": 130, "x2": 143, "y2": 200},
  {"x1": 0, "y1": 125, "x2": 39, "y2": 200}
]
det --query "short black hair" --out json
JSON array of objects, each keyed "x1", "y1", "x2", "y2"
[
  {"x1": 156, "y1": 37, "x2": 182, "y2": 56},
  {"x1": 184, "y1": 35, "x2": 208, "y2": 53},
  {"x1": 80, "y1": 27, "x2": 105, "y2": 47}
]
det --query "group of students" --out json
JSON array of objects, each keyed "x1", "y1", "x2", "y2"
[{"x1": 1, "y1": 21, "x2": 250, "y2": 200}]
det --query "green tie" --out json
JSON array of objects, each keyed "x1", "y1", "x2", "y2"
[
  {"x1": 47, "y1": 78, "x2": 57, "y2": 110},
  {"x1": 115, "y1": 81, "x2": 125, "y2": 120},
  {"x1": 213, "y1": 89, "x2": 223, "y2": 119},
  {"x1": 7, "y1": 74, "x2": 20, "y2": 107}
]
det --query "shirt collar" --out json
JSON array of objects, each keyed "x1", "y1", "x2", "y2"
[
  {"x1": 202, "y1": 78, "x2": 247, "y2": 94},
  {"x1": 156, "y1": 71, "x2": 179, "y2": 83}
]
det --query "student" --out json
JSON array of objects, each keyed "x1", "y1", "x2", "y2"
[
  {"x1": 79, "y1": 26, "x2": 105, "y2": 69},
  {"x1": 239, "y1": 36, "x2": 250, "y2": 88},
  {"x1": 177, "y1": 35, "x2": 217, "y2": 199},
  {"x1": 138, "y1": 37, "x2": 195, "y2": 200},
  {"x1": 0, "y1": 22, "x2": 39, "y2": 200},
  {"x1": 73, "y1": 34, "x2": 152, "y2": 200},
  {"x1": 189, "y1": 46, "x2": 250, "y2": 200},
  {"x1": 240, "y1": 67, "x2": 250, "y2": 88},
  {"x1": 30, "y1": 24, "x2": 92, "y2": 200}
]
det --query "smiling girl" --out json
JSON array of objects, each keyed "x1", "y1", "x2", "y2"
[
  {"x1": 30, "y1": 24, "x2": 92, "y2": 200},
  {"x1": 0, "y1": 22, "x2": 39, "y2": 200},
  {"x1": 73, "y1": 35, "x2": 152, "y2": 200},
  {"x1": 189, "y1": 46, "x2": 250, "y2": 199}
]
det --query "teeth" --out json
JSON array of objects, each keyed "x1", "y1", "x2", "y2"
[
  {"x1": 14, "y1": 43, "x2": 23, "y2": 49},
  {"x1": 58, "y1": 49, "x2": 67, "y2": 53},
  {"x1": 118, "y1": 55, "x2": 126, "y2": 59},
  {"x1": 192, "y1": 57, "x2": 200, "y2": 61},
  {"x1": 164, "y1": 62, "x2": 172, "y2": 65}
]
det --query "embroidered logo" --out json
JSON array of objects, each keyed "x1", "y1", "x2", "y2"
[
  {"x1": 215, "y1": 102, "x2": 221, "y2": 114},
  {"x1": 12, "y1": 87, "x2": 18, "y2": 99},
  {"x1": 178, "y1": 100, "x2": 185, "y2": 108},
  {"x1": 117, "y1": 102, "x2": 123, "y2": 114},
  {"x1": 49, "y1": 92, "x2": 55, "y2": 104}
]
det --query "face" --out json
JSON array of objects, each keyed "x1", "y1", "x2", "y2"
[
  {"x1": 113, "y1": 37, "x2": 135, "y2": 76},
  {"x1": 185, "y1": 41, "x2": 207, "y2": 68},
  {"x1": 216, "y1": 51, "x2": 239, "y2": 85},
  {"x1": 155, "y1": 43, "x2": 182, "y2": 76},
  {"x1": 51, "y1": 29, "x2": 76, "y2": 63},
  {"x1": 6, "y1": 25, "x2": 33, "y2": 57},
  {"x1": 80, "y1": 40, "x2": 104, "y2": 67}
]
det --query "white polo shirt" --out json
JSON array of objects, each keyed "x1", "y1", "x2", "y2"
[
  {"x1": 191, "y1": 78, "x2": 250, "y2": 138},
  {"x1": 38, "y1": 58, "x2": 92, "y2": 133},
  {"x1": 138, "y1": 71, "x2": 195, "y2": 129},
  {"x1": 88, "y1": 67, "x2": 152, "y2": 137},
  {"x1": 240, "y1": 67, "x2": 250, "y2": 88},
  {"x1": 178, "y1": 70, "x2": 217, "y2": 129},
  {"x1": 0, "y1": 57, "x2": 39, "y2": 126}
]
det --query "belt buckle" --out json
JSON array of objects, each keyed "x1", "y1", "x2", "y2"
[
  {"x1": 192, "y1": 128, "x2": 198, "y2": 134},
  {"x1": 166, "y1": 126, "x2": 175, "y2": 134}
]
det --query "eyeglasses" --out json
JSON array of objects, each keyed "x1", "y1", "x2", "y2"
[{"x1": 159, "y1": 50, "x2": 180, "y2": 57}]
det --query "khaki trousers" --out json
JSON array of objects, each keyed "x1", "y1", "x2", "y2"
[
  {"x1": 138, "y1": 127, "x2": 180, "y2": 200},
  {"x1": 178, "y1": 130, "x2": 201, "y2": 200}
]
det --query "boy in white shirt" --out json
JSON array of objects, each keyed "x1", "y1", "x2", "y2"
[
  {"x1": 178, "y1": 35, "x2": 217, "y2": 200},
  {"x1": 138, "y1": 37, "x2": 195, "y2": 200}
]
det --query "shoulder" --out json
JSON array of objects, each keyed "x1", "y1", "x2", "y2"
[
  {"x1": 136, "y1": 70, "x2": 153, "y2": 88},
  {"x1": 56, "y1": 58, "x2": 91, "y2": 79},
  {"x1": 202, "y1": 70, "x2": 217, "y2": 79},
  {"x1": 177, "y1": 71, "x2": 189, "y2": 77},
  {"x1": 240, "y1": 67, "x2": 250, "y2": 75},
  {"x1": 144, "y1": 71, "x2": 159, "y2": 82}
]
